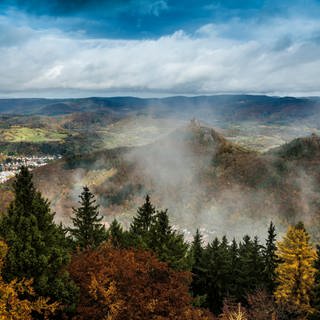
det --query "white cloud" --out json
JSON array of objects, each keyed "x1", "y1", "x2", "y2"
[{"x1": 1, "y1": 15, "x2": 320, "y2": 96}]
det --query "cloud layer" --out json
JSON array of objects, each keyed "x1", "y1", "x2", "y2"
[{"x1": 1, "y1": 1, "x2": 320, "y2": 97}]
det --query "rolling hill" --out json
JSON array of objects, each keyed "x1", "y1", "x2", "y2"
[
  {"x1": 1, "y1": 95, "x2": 320, "y2": 240},
  {"x1": 15, "y1": 120, "x2": 318, "y2": 241}
]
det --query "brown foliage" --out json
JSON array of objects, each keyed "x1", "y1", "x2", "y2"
[
  {"x1": 247, "y1": 290, "x2": 277, "y2": 320},
  {"x1": 69, "y1": 244, "x2": 214, "y2": 320}
]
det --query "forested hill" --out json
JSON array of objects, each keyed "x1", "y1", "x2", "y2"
[
  {"x1": 0, "y1": 95, "x2": 319, "y2": 122},
  {"x1": 11, "y1": 121, "x2": 318, "y2": 240}
]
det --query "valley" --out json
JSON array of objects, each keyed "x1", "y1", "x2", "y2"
[{"x1": 0, "y1": 95, "x2": 320, "y2": 241}]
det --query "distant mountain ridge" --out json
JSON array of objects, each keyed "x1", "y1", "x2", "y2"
[{"x1": 0, "y1": 95, "x2": 319, "y2": 123}]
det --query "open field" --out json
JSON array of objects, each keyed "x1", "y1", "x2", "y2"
[{"x1": 0, "y1": 126, "x2": 68, "y2": 143}]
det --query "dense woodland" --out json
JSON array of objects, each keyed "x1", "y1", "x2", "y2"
[{"x1": 0, "y1": 167, "x2": 319, "y2": 319}]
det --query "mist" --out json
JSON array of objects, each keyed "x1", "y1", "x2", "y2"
[{"x1": 27, "y1": 98, "x2": 320, "y2": 243}]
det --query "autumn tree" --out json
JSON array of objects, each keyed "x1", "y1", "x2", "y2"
[
  {"x1": 310, "y1": 245, "x2": 320, "y2": 319},
  {"x1": 0, "y1": 240, "x2": 58, "y2": 320},
  {"x1": 0, "y1": 167, "x2": 78, "y2": 311},
  {"x1": 69, "y1": 243, "x2": 214, "y2": 320},
  {"x1": 220, "y1": 300, "x2": 247, "y2": 320},
  {"x1": 69, "y1": 186, "x2": 107, "y2": 249},
  {"x1": 274, "y1": 222, "x2": 317, "y2": 316},
  {"x1": 247, "y1": 289, "x2": 277, "y2": 320}
]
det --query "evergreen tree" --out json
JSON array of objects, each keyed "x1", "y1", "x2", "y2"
[
  {"x1": 149, "y1": 209, "x2": 189, "y2": 270},
  {"x1": 190, "y1": 229, "x2": 206, "y2": 304},
  {"x1": 252, "y1": 236, "x2": 266, "y2": 284},
  {"x1": 129, "y1": 197, "x2": 189, "y2": 270},
  {"x1": 107, "y1": 219, "x2": 130, "y2": 248},
  {"x1": 130, "y1": 194, "x2": 155, "y2": 245},
  {"x1": 274, "y1": 222, "x2": 317, "y2": 316},
  {"x1": 237, "y1": 235, "x2": 265, "y2": 300},
  {"x1": 0, "y1": 167, "x2": 78, "y2": 310},
  {"x1": 191, "y1": 229, "x2": 203, "y2": 268},
  {"x1": 69, "y1": 186, "x2": 106, "y2": 249},
  {"x1": 263, "y1": 221, "x2": 278, "y2": 293},
  {"x1": 228, "y1": 238, "x2": 239, "y2": 297},
  {"x1": 203, "y1": 237, "x2": 232, "y2": 314},
  {"x1": 150, "y1": 209, "x2": 171, "y2": 245}
]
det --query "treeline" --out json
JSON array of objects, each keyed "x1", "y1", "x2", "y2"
[{"x1": 0, "y1": 167, "x2": 319, "y2": 319}]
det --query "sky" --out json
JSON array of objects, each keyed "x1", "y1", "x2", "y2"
[{"x1": 1, "y1": 0, "x2": 320, "y2": 97}]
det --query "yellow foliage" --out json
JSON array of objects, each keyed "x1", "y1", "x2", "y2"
[
  {"x1": 274, "y1": 224, "x2": 317, "y2": 315},
  {"x1": 0, "y1": 240, "x2": 58, "y2": 320},
  {"x1": 88, "y1": 275, "x2": 124, "y2": 320}
]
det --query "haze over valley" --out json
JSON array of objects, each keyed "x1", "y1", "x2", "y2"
[{"x1": 0, "y1": 95, "x2": 319, "y2": 241}]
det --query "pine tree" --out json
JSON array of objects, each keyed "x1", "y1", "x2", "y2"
[
  {"x1": 237, "y1": 235, "x2": 265, "y2": 300},
  {"x1": 149, "y1": 209, "x2": 189, "y2": 270},
  {"x1": 150, "y1": 209, "x2": 171, "y2": 245},
  {"x1": 203, "y1": 236, "x2": 232, "y2": 314},
  {"x1": 69, "y1": 186, "x2": 106, "y2": 249},
  {"x1": 107, "y1": 219, "x2": 129, "y2": 248},
  {"x1": 0, "y1": 167, "x2": 78, "y2": 310},
  {"x1": 274, "y1": 222, "x2": 317, "y2": 315},
  {"x1": 228, "y1": 238, "x2": 239, "y2": 297},
  {"x1": 191, "y1": 229, "x2": 204, "y2": 268},
  {"x1": 130, "y1": 194, "x2": 155, "y2": 245},
  {"x1": 263, "y1": 221, "x2": 278, "y2": 293},
  {"x1": 190, "y1": 229, "x2": 206, "y2": 304}
]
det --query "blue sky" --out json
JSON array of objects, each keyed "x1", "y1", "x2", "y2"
[{"x1": 1, "y1": 0, "x2": 320, "y2": 97}]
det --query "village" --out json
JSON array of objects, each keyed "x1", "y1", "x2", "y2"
[{"x1": 0, "y1": 155, "x2": 62, "y2": 183}]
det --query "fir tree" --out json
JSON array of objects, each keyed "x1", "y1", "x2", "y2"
[
  {"x1": 203, "y1": 237, "x2": 232, "y2": 314},
  {"x1": 149, "y1": 209, "x2": 189, "y2": 270},
  {"x1": 0, "y1": 167, "x2": 78, "y2": 310},
  {"x1": 130, "y1": 194, "x2": 155, "y2": 244},
  {"x1": 263, "y1": 221, "x2": 278, "y2": 293},
  {"x1": 237, "y1": 235, "x2": 265, "y2": 301},
  {"x1": 69, "y1": 186, "x2": 106, "y2": 249},
  {"x1": 228, "y1": 238, "x2": 239, "y2": 297},
  {"x1": 107, "y1": 219, "x2": 130, "y2": 248},
  {"x1": 150, "y1": 209, "x2": 171, "y2": 245},
  {"x1": 191, "y1": 229, "x2": 204, "y2": 268},
  {"x1": 274, "y1": 222, "x2": 317, "y2": 316},
  {"x1": 190, "y1": 229, "x2": 206, "y2": 303}
]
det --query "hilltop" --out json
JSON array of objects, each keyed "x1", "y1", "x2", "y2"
[{"x1": 6, "y1": 121, "x2": 313, "y2": 240}]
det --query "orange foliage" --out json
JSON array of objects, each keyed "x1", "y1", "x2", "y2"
[
  {"x1": 69, "y1": 244, "x2": 214, "y2": 320},
  {"x1": 0, "y1": 241, "x2": 58, "y2": 319}
]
